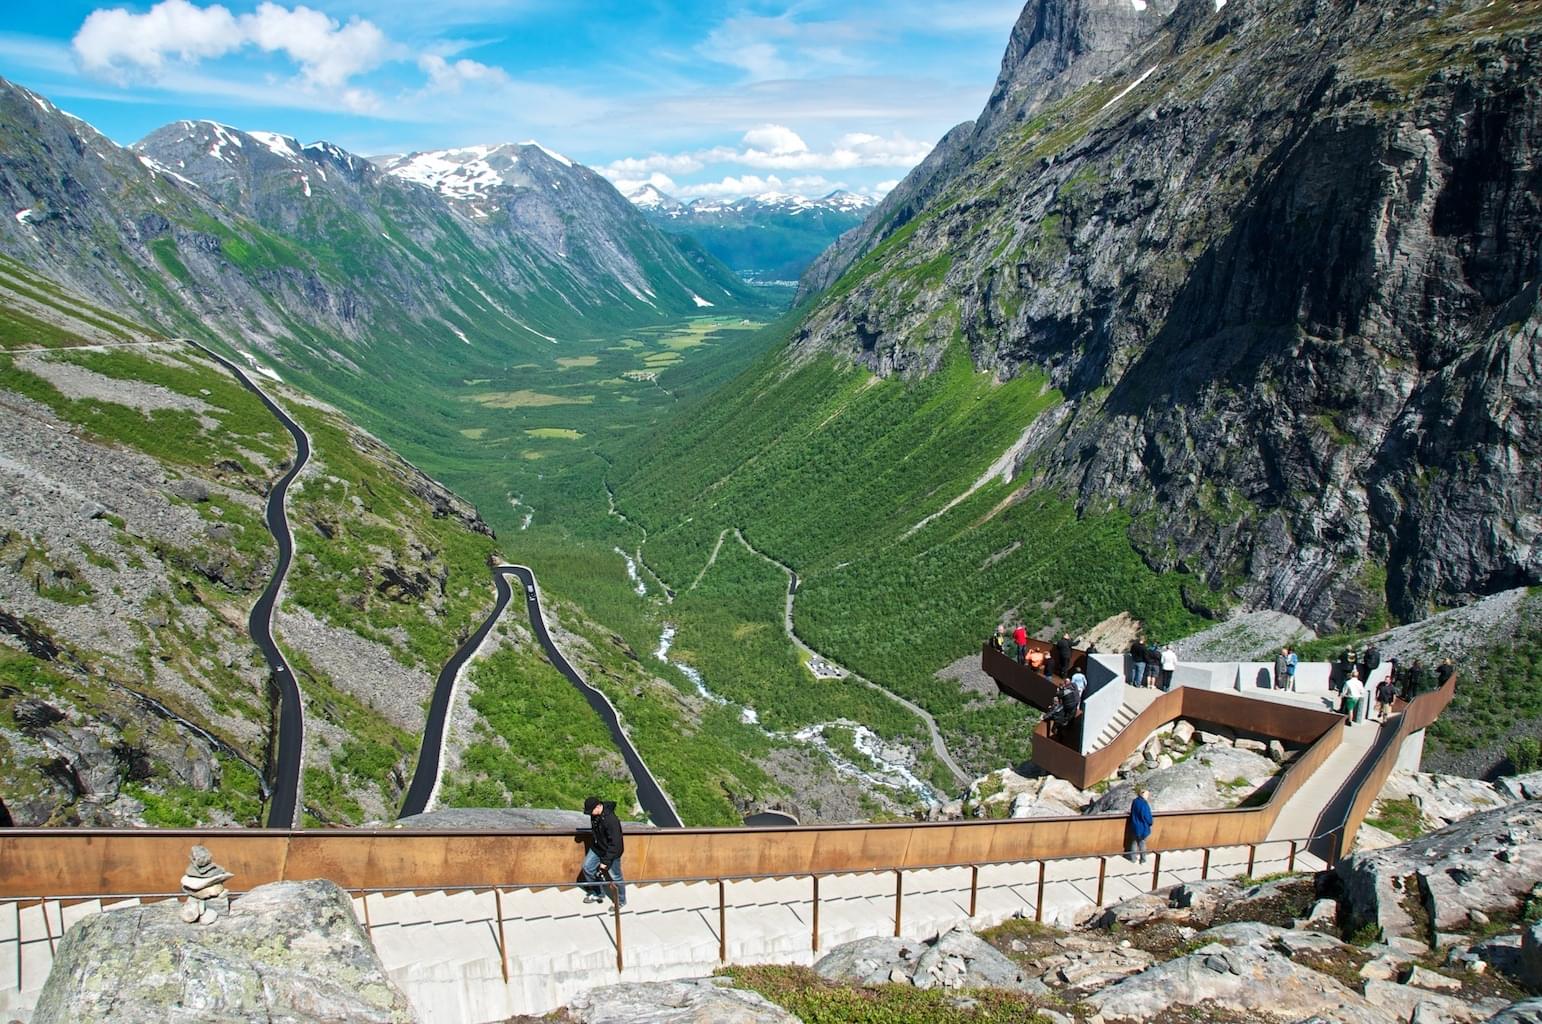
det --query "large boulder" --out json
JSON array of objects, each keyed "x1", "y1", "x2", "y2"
[
  {"x1": 1484, "y1": 999, "x2": 1542, "y2": 1023},
  {"x1": 1092, "y1": 758, "x2": 1220, "y2": 814},
  {"x1": 1522, "y1": 922, "x2": 1542, "y2": 990},
  {"x1": 566, "y1": 978, "x2": 798, "y2": 1024},
  {"x1": 1336, "y1": 802, "x2": 1542, "y2": 940},
  {"x1": 814, "y1": 926, "x2": 1042, "y2": 993},
  {"x1": 1497, "y1": 771, "x2": 1542, "y2": 802},
  {"x1": 1380, "y1": 770, "x2": 1512, "y2": 827},
  {"x1": 1192, "y1": 745, "x2": 1280, "y2": 791},
  {"x1": 32, "y1": 879, "x2": 416, "y2": 1023}
]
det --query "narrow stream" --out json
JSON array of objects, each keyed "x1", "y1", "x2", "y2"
[
  {"x1": 654, "y1": 625, "x2": 939, "y2": 804},
  {"x1": 614, "y1": 547, "x2": 647, "y2": 596}
]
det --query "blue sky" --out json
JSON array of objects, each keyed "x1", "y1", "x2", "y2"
[{"x1": 0, "y1": 1, "x2": 1023, "y2": 199}]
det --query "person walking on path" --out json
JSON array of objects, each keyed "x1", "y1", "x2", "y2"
[
  {"x1": 1342, "y1": 672, "x2": 1365, "y2": 725},
  {"x1": 1056, "y1": 633, "x2": 1074, "y2": 679},
  {"x1": 1159, "y1": 644, "x2": 1177, "y2": 691},
  {"x1": 1013, "y1": 625, "x2": 1029, "y2": 665},
  {"x1": 1273, "y1": 649, "x2": 1289, "y2": 691},
  {"x1": 1129, "y1": 637, "x2": 1148, "y2": 687},
  {"x1": 1127, "y1": 788, "x2": 1153, "y2": 863},
  {"x1": 1286, "y1": 647, "x2": 1299, "y2": 691},
  {"x1": 580, "y1": 796, "x2": 627, "y2": 907},
  {"x1": 1375, "y1": 676, "x2": 1396, "y2": 721},
  {"x1": 1070, "y1": 666, "x2": 1087, "y2": 699}
]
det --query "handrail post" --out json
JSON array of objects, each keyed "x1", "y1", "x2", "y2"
[
  {"x1": 1095, "y1": 857, "x2": 1107, "y2": 907},
  {"x1": 359, "y1": 890, "x2": 372, "y2": 936},
  {"x1": 969, "y1": 865, "x2": 979, "y2": 918},
  {"x1": 1287, "y1": 841, "x2": 1297, "y2": 873},
  {"x1": 718, "y1": 880, "x2": 727, "y2": 963},
  {"x1": 494, "y1": 888, "x2": 508, "y2": 984},
  {"x1": 893, "y1": 869, "x2": 903, "y2": 938},
  {"x1": 613, "y1": 897, "x2": 623, "y2": 972},
  {"x1": 1201, "y1": 848, "x2": 1210, "y2": 881},
  {"x1": 1034, "y1": 861, "x2": 1046, "y2": 923},
  {"x1": 1246, "y1": 844, "x2": 1257, "y2": 879},
  {"x1": 14, "y1": 901, "x2": 21, "y2": 992},
  {"x1": 40, "y1": 898, "x2": 55, "y2": 955},
  {"x1": 811, "y1": 875, "x2": 820, "y2": 953},
  {"x1": 1150, "y1": 852, "x2": 1161, "y2": 891}
]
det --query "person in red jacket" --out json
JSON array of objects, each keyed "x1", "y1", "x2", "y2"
[{"x1": 1012, "y1": 624, "x2": 1029, "y2": 664}]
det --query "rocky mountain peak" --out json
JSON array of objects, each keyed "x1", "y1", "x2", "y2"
[{"x1": 377, "y1": 141, "x2": 580, "y2": 212}]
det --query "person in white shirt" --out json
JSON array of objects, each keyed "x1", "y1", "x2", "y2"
[
  {"x1": 1070, "y1": 667, "x2": 1087, "y2": 697},
  {"x1": 1342, "y1": 671, "x2": 1366, "y2": 724},
  {"x1": 1159, "y1": 645, "x2": 1178, "y2": 691}
]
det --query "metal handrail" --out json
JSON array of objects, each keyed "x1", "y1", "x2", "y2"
[{"x1": 2, "y1": 832, "x2": 1330, "y2": 986}]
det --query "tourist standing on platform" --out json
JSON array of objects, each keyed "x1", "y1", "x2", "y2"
[
  {"x1": 1274, "y1": 648, "x2": 1289, "y2": 690},
  {"x1": 1127, "y1": 788, "x2": 1153, "y2": 864},
  {"x1": 1436, "y1": 657, "x2": 1456, "y2": 688},
  {"x1": 1342, "y1": 672, "x2": 1365, "y2": 724},
  {"x1": 1159, "y1": 644, "x2": 1177, "y2": 690},
  {"x1": 1056, "y1": 633, "x2": 1074, "y2": 679},
  {"x1": 1013, "y1": 624, "x2": 1029, "y2": 665},
  {"x1": 1375, "y1": 675, "x2": 1396, "y2": 721},
  {"x1": 1129, "y1": 637, "x2": 1148, "y2": 687},
  {"x1": 580, "y1": 796, "x2": 627, "y2": 907},
  {"x1": 1286, "y1": 647, "x2": 1299, "y2": 691},
  {"x1": 989, "y1": 625, "x2": 1006, "y2": 655},
  {"x1": 1361, "y1": 644, "x2": 1381, "y2": 688},
  {"x1": 1145, "y1": 643, "x2": 1162, "y2": 689}
]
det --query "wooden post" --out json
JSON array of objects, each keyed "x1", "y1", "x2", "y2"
[
  {"x1": 1096, "y1": 857, "x2": 1107, "y2": 907},
  {"x1": 811, "y1": 876, "x2": 820, "y2": 952},
  {"x1": 969, "y1": 865, "x2": 979, "y2": 919},
  {"x1": 1201, "y1": 848, "x2": 1211, "y2": 880},
  {"x1": 494, "y1": 889, "x2": 508, "y2": 984},
  {"x1": 1246, "y1": 844, "x2": 1257, "y2": 879},
  {"x1": 718, "y1": 880, "x2": 727, "y2": 963},
  {"x1": 1034, "y1": 861, "x2": 1046, "y2": 923},
  {"x1": 613, "y1": 897, "x2": 624, "y2": 972},
  {"x1": 1287, "y1": 841, "x2": 1297, "y2": 873},
  {"x1": 1150, "y1": 852, "x2": 1161, "y2": 891},
  {"x1": 893, "y1": 870, "x2": 903, "y2": 937}
]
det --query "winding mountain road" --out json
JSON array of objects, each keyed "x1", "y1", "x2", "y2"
[
  {"x1": 398, "y1": 559, "x2": 683, "y2": 827},
  {"x1": 505, "y1": 565, "x2": 682, "y2": 828},
  {"x1": 398, "y1": 566, "x2": 517, "y2": 818},
  {"x1": 732, "y1": 530, "x2": 972, "y2": 788},
  {"x1": 186, "y1": 341, "x2": 309, "y2": 829}
]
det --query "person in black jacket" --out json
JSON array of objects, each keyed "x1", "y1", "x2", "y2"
[
  {"x1": 581, "y1": 796, "x2": 627, "y2": 907},
  {"x1": 1129, "y1": 638, "x2": 1148, "y2": 687},
  {"x1": 1055, "y1": 633, "x2": 1074, "y2": 679}
]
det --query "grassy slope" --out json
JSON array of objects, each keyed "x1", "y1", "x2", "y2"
[{"x1": 616, "y1": 321, "x2": 1205, "y2": 776}]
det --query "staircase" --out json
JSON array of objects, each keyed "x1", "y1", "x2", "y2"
[{"x1": 1085, "y1": 685, "x2": 1162, "y2": 754}]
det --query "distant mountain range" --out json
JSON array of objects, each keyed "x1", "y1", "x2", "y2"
[
  {"x1": 626, "y1": 185, "x2": 876, "y2": 286},
  {"x1": 0, "y1": 79, "x2": 768, "y2": 415}
]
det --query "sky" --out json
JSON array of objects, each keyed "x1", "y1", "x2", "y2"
[{"x1": 0, "y1": 1, "x2": 1023, "y2": 201}]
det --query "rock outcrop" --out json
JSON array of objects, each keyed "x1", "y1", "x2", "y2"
[
  {"x1": 565, "y1": 978, "x2": 798, "y2": 1024},
  {"x1": 814, "y1": 925, "x2": 1044, "y2": 993},
  {"x1": 791, "y1": 0, "x2": 1542, "y2": 629},
  {"x1": 32, "y1": 879, "x2": 417, "y2": 1024},
  {"x1": 1337, "y1": 801, "x2": 1542, "y2": 940}
]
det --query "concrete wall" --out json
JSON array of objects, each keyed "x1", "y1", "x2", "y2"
[{"x1": 1079, "y1": 655, "x2": 1126, "y2": 753}]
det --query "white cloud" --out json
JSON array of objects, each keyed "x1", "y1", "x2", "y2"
[
  {"x1": 418, "y1": 53, "x2": 511, "y2": 92},
  {"x1": 675, "y1": 174, "x2": 791, "y2": 199},
  {"x1": 741, "y1": 123, "x2": 807, "y2": 156},
  {"x1": 598, "y1": 153, "x2": 705, "y2": 178},
  {"x1": 242, "y1": 3, "x2": 389, "y2": 88},
  {"x1": 74, "y1": 0, "x2": 242, "y2": 74},
  {"x1": 72, "y1": 0, "x2": 389, "y2": 89}
]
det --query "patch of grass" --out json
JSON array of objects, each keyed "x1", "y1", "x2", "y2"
[
  {"x1": 467, "y1": 389, "x2": 594, "y2": 408},
  {"x1": 526, "y1": 428, "x2": 584, "y2": 440},
  {"x1": 1366, "y1": 797, "x2": 1426, "y2": 841},
  {"x1": 720, "y1": 964, "x2": 1056, "y2": 1024}
]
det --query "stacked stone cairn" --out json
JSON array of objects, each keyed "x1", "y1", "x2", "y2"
[{"x1": 179, "y1": 844, "x2": 233, "y2": 924}]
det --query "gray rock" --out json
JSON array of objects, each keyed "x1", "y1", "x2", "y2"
[
  {"x1": 1402, "y1": 965, "x2": 1463, "y2": 992},
  {"x1": 815, "y1": 927, "x2": 1042, "y2": 993},
  {"x1": 567, "y1": 978, "x2": 799, "y2": 1024},
  {"x1": 1092, "y1": 758, "x2": 1221, "y2": 814},
  {"x1": 1362, "y1": 979, "x2": 1504, "y2": 1024},
  {"x1": 1269, "y1": 740, "x2": 1288, "y2": 763},
  {"x1": 1497, "y1": 772, "x2": 1542, "y2": 802},
  {"x1": 813, "y1": 935, "x2": 917, "y2": 986},
  {"x1": 167, "y1": 477, "x2": 210, "y2": 503},
  {"x1": 32, "y1": 879, "x2": 416, "y2": 1023},
  {"x1": 1172, "y1": 721, "x2": 1196, "y2": 746},
  {"x1": 1338, "y1": 802, "x2": 1542, "y2": 938},
  {"x1": 1484, "y1": 999, "x2": 1542, "y2": 1024},
  {"x1": 1522, "y1": 922, "x2": 1542, "y2": 990},
  {"x1": 1235, "y1": 738, "x2": 1268, "y2": 755}
]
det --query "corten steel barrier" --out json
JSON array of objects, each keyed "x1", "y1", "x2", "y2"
[
  {"x1": 981, "y1": 643, "x2": 1073, "y2": 709},
  {"x1": 3, "y1": 834, "x2": 1320, "y2": 980},
  {"x1": 1325, "y1": 675, "x2": 1457, "y2": 862},
  {"x1": 1026, "y1": 683, "x2": 1344, "y2": 790}
]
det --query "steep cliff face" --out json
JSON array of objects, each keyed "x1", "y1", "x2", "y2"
[
  {"x1": 792, "y1": 0, "x2": 1542, "y2": 628},
  {"x1": 797, "y1": 0, "x2": 1179, "y2": 301}
]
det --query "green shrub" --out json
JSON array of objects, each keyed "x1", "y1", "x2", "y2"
[
  {"x1": 720, "y1": 964, "x2": 1055, "y2": 1024},
  {"x1": 1507, "y1": 736, "x2": 1541, "y2": 774}
]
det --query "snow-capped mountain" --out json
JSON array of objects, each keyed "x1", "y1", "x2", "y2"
[
  {"x1": 376, "y1": 142, "x2": 578, "y2": 215},
  {"x1": 626, "y1": 186, "x2": 877, "y2": 284}
]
